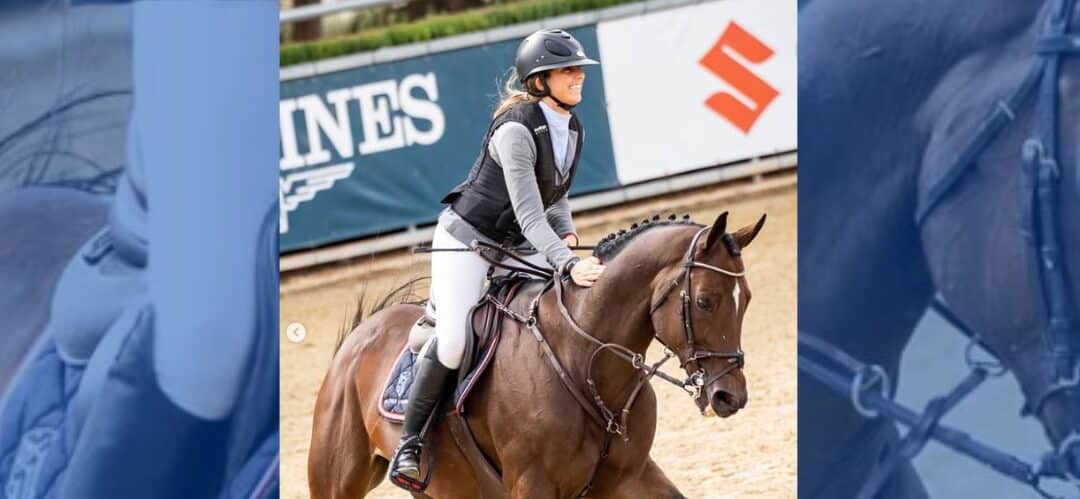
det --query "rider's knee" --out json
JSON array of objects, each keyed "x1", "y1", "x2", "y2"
[{"x1": 435, "y1": 334, "x2": 465, "y2": 369}]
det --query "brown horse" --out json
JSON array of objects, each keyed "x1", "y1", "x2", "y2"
[{"x1": 308, "y1": 211, "x2": 767, "y2": 498}]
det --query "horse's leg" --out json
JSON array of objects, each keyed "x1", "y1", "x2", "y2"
[
  {"x1": 308, "y1": 402, "x2": 377, "y2": 499},
  {"x1": 308, "y1": 355, "x2": 379, "y2": 499},
  {"x1": 594, "y1": 458, "x2": 684, "y2": 499},
  {"x1": 310, "y1": 306, "x2": 434, "y2": 499},
  {"x1": 368, "y1": 456, "x2": 389, "y2": 491},
  {"x1": 507, "y1": 469, "x2": 557, "y2": 499}
]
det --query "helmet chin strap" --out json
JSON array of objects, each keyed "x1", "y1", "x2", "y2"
[{"x1": 547, "y1": 94, "x2": 575, "y2": 111}]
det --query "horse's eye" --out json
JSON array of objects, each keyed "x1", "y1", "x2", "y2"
[{"x1": 696, "y1": 296, "x2": 714, "y2": 311}]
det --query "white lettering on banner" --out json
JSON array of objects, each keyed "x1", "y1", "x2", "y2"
[
  {"x1": 278, "y1": 72, "x2": 446, "y2": 234},
  {"x1": 279, "y1": 99, "x2": 304, "y2": 170},
  {"x1": 300, "y1": 90, "x2": 355, "y2": 165},
  {"x1": 399, "y1": 73, "x2": 445, "y2": 146},
  {"x1": 355, "y1": 80, "x2": 406, "y2": 154}
]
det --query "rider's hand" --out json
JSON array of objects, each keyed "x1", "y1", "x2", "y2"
[
  {"x1": 568, "y1": 256, "x2": 605, "y2": 287},
  {"x1": 562, "y1": 233, "x2": 579, "y2": 247}
]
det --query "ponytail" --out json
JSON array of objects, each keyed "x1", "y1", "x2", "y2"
[{"x1": 493, "y1": 68, "x2": 542, "y2": 118}]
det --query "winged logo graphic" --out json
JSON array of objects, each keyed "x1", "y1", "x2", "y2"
[{"x1": 279, "y1": 162, "x2": 355, "y2": 234}]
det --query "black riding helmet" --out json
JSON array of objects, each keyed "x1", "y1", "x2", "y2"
[{"x1": 514, "y1": 29, "x2": 599, "y2": 110}]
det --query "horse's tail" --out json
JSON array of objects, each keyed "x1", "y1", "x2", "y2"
[{"x1": 332, "y1": 276, "x2": 430, "y2": 356}]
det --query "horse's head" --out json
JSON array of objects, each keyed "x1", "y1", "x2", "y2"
[
  {"x1": 915, "y1": 0, "x2": 1080, "y2": 473},
  {"x1": 648, "y1": 212, "x2": 766, "y2": 418}
]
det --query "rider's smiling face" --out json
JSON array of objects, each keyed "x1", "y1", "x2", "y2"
[{"x1": 539, "y1": 66, "x2": 585, "y2": 108}]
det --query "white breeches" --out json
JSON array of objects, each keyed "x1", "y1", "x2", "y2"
[{"x1": 430, "y1": 223, "x2": 550, "y2": 369}]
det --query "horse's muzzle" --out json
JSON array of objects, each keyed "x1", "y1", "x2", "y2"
[{"x1": 705, "y1": 386, "x2": 747, "y2": 418}]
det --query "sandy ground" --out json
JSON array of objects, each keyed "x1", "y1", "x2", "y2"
[{"x1": 280, "y1": 182, "x2": 797, "y2": 498}]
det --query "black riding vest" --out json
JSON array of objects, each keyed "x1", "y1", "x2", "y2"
[{"x1": 442, "y1": 102, "x2": 583, "y2": 245}]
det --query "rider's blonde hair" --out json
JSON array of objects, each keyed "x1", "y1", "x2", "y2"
[{"x1": 493, "y1": 68, "x2": 543, "y2": 118}]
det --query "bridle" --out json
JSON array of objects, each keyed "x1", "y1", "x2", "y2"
[
  {"x1": 799, "y1": 0, "x2": 1080, "y2": 496},
  {"x1": 470, "y1": 226, "x2": 748, "y2": 497},
  {"x1": 475, "y1": 226, "x2": 747, "y2": 424},
  {"x1": 1014, "y1": 0, "x2": 1079, "y2": 420},
  {"x1": 919, "y1": 0, "x2": 1080, "y2": 465},
  {"x1": 915, "y1": 0, "x2": 1079, "y2": 417},
  {"x1": 648, "y1": 226, "x2": 746, "y2": 392}
]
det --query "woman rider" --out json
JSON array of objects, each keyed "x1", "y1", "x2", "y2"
[{"x1": 390, "y1": 28, "x2": 607, "y2": 487}]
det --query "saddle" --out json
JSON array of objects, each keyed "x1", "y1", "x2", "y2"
[{"x1": 379, "y1": 274, "x2": 539, "y2": 421}]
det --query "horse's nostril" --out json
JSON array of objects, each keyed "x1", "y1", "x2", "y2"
[{"x1": 713, "y1": 390, "x2": 738, "y2": 409}]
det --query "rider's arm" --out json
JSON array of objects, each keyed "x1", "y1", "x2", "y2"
[
  {"x1": 546, "y1": 194, "x2": 576, "y2": 242},
  {"x1": 489, "y1": 122, "x2": 576, "y2": 270}
]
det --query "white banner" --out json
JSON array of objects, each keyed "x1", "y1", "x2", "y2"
[{"x1": 596, "y1": 0, "x2": 796, "y2": 184}]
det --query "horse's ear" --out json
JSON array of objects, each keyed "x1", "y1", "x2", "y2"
[
  {"x1": 704, "y1": 212, "x2": 729, "y2": 251},
  {"x1": 734, "y1": 214, "x2": 767, "y2": 249}
]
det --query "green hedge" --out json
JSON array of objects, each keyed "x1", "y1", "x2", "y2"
[{"x1": 280, "y1": 0, "x2": 639, "y2": 67}]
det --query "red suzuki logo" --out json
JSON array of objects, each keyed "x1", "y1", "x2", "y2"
[{"x1": 700, "y1": 22, "x2": 778, "y2": 133}]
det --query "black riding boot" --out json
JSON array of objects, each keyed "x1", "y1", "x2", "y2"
[{"x1": 390, "y1": 342, "x2": 456, "y2": 489}]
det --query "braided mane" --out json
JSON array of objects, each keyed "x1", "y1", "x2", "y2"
[{"x1": 592, "y1": 213, "x2": 703, "y2": 260}]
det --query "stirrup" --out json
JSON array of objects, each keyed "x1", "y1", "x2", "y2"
[{"x1": 389, "y1": 436, "x2": 435, "y2": 492}]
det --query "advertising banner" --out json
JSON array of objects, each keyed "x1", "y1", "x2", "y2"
[
  {"x1": 279, "y1": 27, "x2": 618, "y2": 251},
  {"x1": 596, "y1": 0, "x2": 796, "y2": 184}
]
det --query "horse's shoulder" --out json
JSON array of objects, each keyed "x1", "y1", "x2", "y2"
[{"x1": 916, "y1": 35, "x2": 1035, "y2": 208}]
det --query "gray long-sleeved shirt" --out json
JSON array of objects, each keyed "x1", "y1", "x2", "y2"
[{"x1": 441, "y1": 102, "x2": 578, "y2": 269}]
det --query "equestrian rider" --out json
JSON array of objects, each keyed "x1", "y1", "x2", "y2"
[{"x1": 390, "y1": 28, "x2": 606, "y2": 486}]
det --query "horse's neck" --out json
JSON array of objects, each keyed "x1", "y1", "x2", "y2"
[
  {"x1": 551, "y1": 230, "x2": 689, "y2": 375},
  {"x1": 803, "y1": 0, "x2": 1040, "y2": 141},
  {"x1": 547, "y1": 230, "x2": 693, "y2": 418},
  {"x1": 560, "y1": 276, "x2": 652, "y2": 356}
]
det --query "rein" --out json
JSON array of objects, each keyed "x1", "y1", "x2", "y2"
[{"x1": 799, "y1": 329, "x2": 1076, "y2": 499}]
